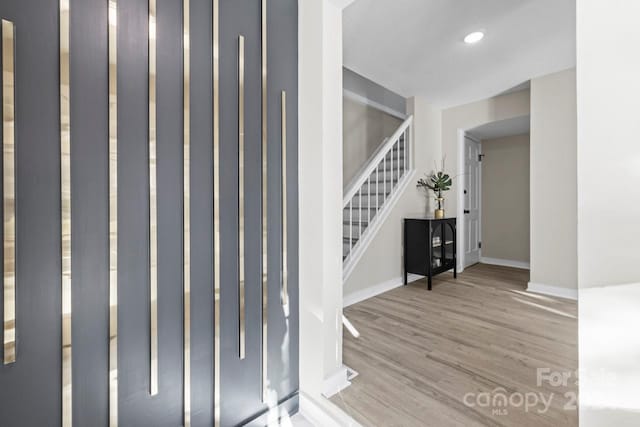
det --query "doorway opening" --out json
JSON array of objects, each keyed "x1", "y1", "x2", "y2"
[{"x1": 457, "y1": 115, "x2": 531, "y2": 271}]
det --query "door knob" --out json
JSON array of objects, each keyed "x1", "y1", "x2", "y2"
[{"x1": 464, "y1": 210, "x2": 470, "y2": 214}]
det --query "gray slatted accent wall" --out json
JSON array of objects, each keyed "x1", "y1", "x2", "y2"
[{"x1": 0, "y1": 0, "x2": 298, "y2": 425}]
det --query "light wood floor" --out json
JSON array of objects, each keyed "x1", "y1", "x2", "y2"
[{"x1": 332, "y1": 264, "x2": 578, "y2": 427}]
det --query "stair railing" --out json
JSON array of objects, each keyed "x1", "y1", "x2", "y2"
[{"x1": 343, "y1": 115, "x2": 413, "y2": 267}]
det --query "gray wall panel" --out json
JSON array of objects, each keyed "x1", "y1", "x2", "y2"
[
  {"x1": 189, "y1": 0, "x2": 215, "y2": 425},
  {"x1": 219, "y1": 1, "x2": 264, "y2": 425},
  {"x1": 117, "y1": 0, "x2": 155, "y2": 424},
  {"x1": 0, "y1": 1, "x2": 63, "y2": 426},
  {"x1": 152, "y1": 0, "x2": 184, "y2": 424},
  {"x1": 0, "y1": 0, "x2": 298, "y2": 425},
  {"x1": 70, "y1": 0, "x2": 110, "y2": 425},
  {"x1": 266, "y1": 0, "x2": 299, "y2": 404}
]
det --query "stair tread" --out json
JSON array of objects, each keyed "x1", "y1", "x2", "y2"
[
  {"x1": 344, "y1": 206, "x2": 379, "y2": 211},
  {"x1": 355, "y1": 194, "x2": 392, "y2": 199},
  {"x1": 343, "y1": 220, "x2": 369, "y2": 226}
]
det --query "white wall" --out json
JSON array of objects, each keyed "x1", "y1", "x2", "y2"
[
  {"x1": 530, "y1": 69, "x2": 577, "y2": 292},
  {"x1": 298, "y1": 0, "x2": 346, "y2": 403},
  {"x1": 577, "y1": 4, "x2": 640, "y2": 288},
  {"x1": 343, "y1": 97, "x2": 441, "y2": 301},
  {"x1": 577, "y1": 1, "x2": 640, "y2": 425}
]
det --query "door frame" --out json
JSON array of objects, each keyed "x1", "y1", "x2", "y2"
[{"x1": 456, "y1": 130, "x2": 482, "y2": 272}]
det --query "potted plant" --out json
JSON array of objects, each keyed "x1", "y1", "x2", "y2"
[{"x1": 417, "y1": 161, "x2": 453, "y2": 219}]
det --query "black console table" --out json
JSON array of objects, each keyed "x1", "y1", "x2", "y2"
[{"x1": 404, "y1": 217, "x2": 457, "y2": 290}]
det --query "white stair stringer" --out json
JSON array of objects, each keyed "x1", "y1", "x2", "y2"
[{"x1": 342, "y1": 116, "x2": 414, "y2": 282}]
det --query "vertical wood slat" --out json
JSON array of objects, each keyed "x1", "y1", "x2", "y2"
[
  {"x1": 280, "y1": 91, "x2": 288, "y2": 307},
  {"x1": 260, "y1": 0, "x2": 269, "y2": 405},
  {"x1": 2, "y1": 18, "x2": 16, "y2": 366},
  {"x1": 59, "y1": 1, "x2": 73, "y2": 425},
  {"x1": 213, "y1": 0, "x2": 221, "y2": 425},
  {"x1": 107, "y1": 1, "x2": 119, "y2": 425},
  {"x1": 183, "y1": 0, "x2": 192, "y2": 424},
  {"x1": 237, "y1": 34, "x2": 245, "y2": 359},
  {"x1": 148, "y1": 0, "x2": 158, "y2": 397}
]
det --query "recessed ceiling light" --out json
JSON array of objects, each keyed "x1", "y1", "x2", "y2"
[{"x1": 464, "y1": 31, "x2": 484, "y2": 44}]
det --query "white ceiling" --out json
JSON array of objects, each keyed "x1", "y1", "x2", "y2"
[
  {"x1": 343, "y1": 0, "x2": 576, "y2": 108},
  {"x1": 467, "y1": 115, "x2": 530, "y2": 140}
]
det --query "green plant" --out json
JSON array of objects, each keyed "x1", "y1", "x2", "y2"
[{"x1": 417, "y1": 160, "x2": 453, "y2": 210}]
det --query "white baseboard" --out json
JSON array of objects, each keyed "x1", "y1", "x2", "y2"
[
  {"x1": 344, "y1": 273, "x2": 424, "y2": 307},
  {"x1": 322, "y1": 366, "x2": 351, "y2": 398},
  {"x1": 527, "y1": 282, "x2": 578, "y2": 300},
  {"x1": 299, "y1": 392, "x2": 361, "y2": 427},
  {"x1": 480, "y1": 257, "x2": 530, "y2": 270}
]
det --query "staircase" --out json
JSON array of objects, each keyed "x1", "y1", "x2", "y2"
[{"x1": 343, "y1": 116, "x2": 413, "y2": 280}]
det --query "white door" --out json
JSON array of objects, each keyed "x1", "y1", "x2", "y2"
[{"x1": 464, "y1": 135, "x2": 481, "y2": 267}]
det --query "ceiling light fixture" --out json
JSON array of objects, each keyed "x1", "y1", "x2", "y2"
[{"x1": 464, "y1": 31, "x2": 484, "y2": 44}]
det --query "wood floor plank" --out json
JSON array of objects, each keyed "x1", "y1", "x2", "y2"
[{"x1": 332, "y1": 264, "x2": 578, "y2": 427}]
